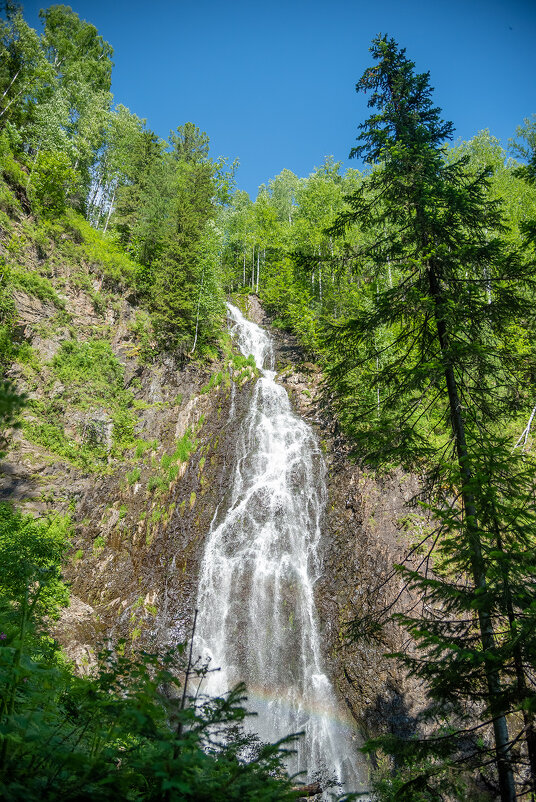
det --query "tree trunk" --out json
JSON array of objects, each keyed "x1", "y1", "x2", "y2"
[
  {"x1": 493, "y1": 518, "x2": 536, "y2": 798},
  {"x1": 103, "y1": 185, "x2": 116, "y2": 234},
  {"x1": 428, "y1": 262, "x2": 516, "y2": 802},
  {"x1": 189, "y1": 264, "x2": 205, "y2": 355}
]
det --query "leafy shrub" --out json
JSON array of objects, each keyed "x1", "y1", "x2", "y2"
[
  {"x1": 64, "y1": 210, "x2": 138, "y2": 287},
  {"x1": 0, "y1": 502, "x2": 71, "y2": 620},
  {"x1": 52, "y1": 339, "x2": 125, "y2": 406},
  {"x1": 112, "y1": 408, "x2": 136, "y2": 455},
  {"x1": 9, "y1": 267, "x2": 65, "y2": 308},
  {"x1": 29, "y1": 151, "x2": 81, "y2": 218},
  {"x1": 23, "y1": 419, "x2": 107, "y2": 472}
]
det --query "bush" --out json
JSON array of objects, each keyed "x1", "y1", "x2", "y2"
[
  {"x1": 52, "y1": 339, "x2": 125, "y2": 406},
  {"x1": 29, "y1": 151, "x2": 81, "y2": 218},
  {"x1": 23, "y1": 419, "x2": 107, "y2": 472},
  {"x1": 0, "y1": 502, "x2": 71, "y2": 620},
  {"x1": 9, "y1": 267, "x2": 65, "y2": 308},
  {"x1": 65, "y1": 211, "x2": 139, "y2": 287}
]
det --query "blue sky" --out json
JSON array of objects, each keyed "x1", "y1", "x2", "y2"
[{"x1": 20, "y1": 0, "x2": 536, "y2": 199}]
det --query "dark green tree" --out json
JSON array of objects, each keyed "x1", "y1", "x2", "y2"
[
  {"x1": 326, "y1": 35, "x2": 536, "y2": 800},
  {"x1": 169, "y1": 121, "x2": 210, "y2": 164}
]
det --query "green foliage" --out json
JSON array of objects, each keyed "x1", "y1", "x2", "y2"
[
  {"x1": 23, "y1": 418, "x2": 107, "y2": 472},
  {"x1": 126, "y1": 466, "x2": 141, "y2": 485},
  {"x1": 28, "y1": 150, "x2": 80, "y2": 217},
  {"x1": 9, "y1": 267, "x2": 64, "y2": 308},
  {"x1": 0, "y1": 376, "x2": 23, "y2": 424},
  {"x1": 147, "y1": 474, "x2": 166, "y2": 494},
  {"x1": 327, "y1": 35, "x2": 536, "y2": 800},
  {"x1": 202, "y1": 370, "x2": 224, "y2": 393},
  {"x1": 0, "y1": 265, "x2": 16, "y2": 368},
  {"x1": 92, "y1": 534, "x2": 106, "y2": 554},
  {"x1": 231, "y1": 352, "x2": 256, "y2": 370},
  {"x1": 0, "y1": 642, "x2": 297, "y2": 801},
  {"x1": 52, "y1": 338, "x2": 125, "y2": 406},
  {"x1": 173, "y1": 428, "x2": 196, "y2": 462},
  {"x1": 65, "y1": 211, "x2": 139, "y2": 286},
  {"x1": 0, "y1": 502, "x2": 71, "y2": 620},
  {"x1": 134, "y1": 437, "x2": 157, "y2": 458},
  {"x1": 0, "y1": 506, "x2": 296, "y2": 799},
  {"x1": 1, "y1": 2, "x2": 230, "y2": 362},
  {"x1": 112, "y1": 407, "x2": 136, "y2": 455}
]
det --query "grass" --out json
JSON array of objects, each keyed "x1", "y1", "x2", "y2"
[
  {"x1": 134, "y1": 439, "x2": 158, "y2": 458},
  {"x1": 126, "y1": 467, "x2": 141, "y2": 485},
  {"x1": 201, "y1": 371, "x2": 224, "y2": 393}
]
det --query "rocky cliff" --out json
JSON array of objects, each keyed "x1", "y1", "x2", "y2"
[{"x1": 1, "y1": 217, "x2": 421, "y2": 749}]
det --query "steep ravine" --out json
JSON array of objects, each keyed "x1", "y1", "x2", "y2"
[{"x1": 2, "y1": 272, "x2": 422, "y2": 763}]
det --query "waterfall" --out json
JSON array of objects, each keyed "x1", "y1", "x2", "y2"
[{"x1": 194, "y1": 303, "x2": 363, "y2": 793}]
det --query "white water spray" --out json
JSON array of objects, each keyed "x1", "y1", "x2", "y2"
[{"x1": 194, "y1": 303, "x2": 363, "y2": 792}]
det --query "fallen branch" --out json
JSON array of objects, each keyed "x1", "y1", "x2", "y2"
[{"x1": 513, "y1": 403, "x2": 536, "y2": 452}]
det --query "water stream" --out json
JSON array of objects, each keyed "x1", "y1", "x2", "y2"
[{"x1": 194, "y1": 303, "x2": 362, "y2": 793}]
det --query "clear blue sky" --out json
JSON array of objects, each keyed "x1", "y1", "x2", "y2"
[{"x1": 20, "y1": 0, "x2": 536, "y2": 199}]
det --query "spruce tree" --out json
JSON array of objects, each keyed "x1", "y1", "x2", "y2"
[{"x1": 326, "y1": 35, "x2": 536, "y2": 800}]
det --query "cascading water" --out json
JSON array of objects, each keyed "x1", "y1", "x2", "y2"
[{"x1": 194, "y1": 303, "x2": 363, "y2": 793}]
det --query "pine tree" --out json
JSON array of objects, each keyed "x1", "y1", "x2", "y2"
[{"x1": 326, "y1": 35, "x2": 536, "y2": 800}]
